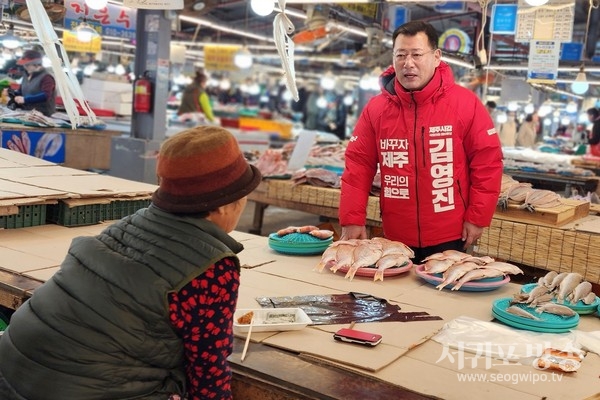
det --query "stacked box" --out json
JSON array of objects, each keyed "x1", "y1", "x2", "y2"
[
  {"x1": 47, "y1": 199, "x2": 151, "y2": 227},
  {"x1": 0, "y1": 205, "x2": 47, "y2": 229}
]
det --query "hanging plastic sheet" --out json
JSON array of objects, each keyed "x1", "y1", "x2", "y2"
[{"x1": 255, "y1": 292, "x2": 442, "y2": 325}]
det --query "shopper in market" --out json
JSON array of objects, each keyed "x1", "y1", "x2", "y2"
[
  {"x1": 0, "y1": 126, "x2": 262, "y2": 400},
  {"x1": 515, "y1": 112, "x2": 539, "y2": 148},
  {"x1": 338, "y1": 20, "x2": 503, "y2": 262},
  {"x1": 177, "y1": 69, "x2": 215, "y2": 122},
  {"x1": 11, "y1": 49, "x2": 56, "y2": 117},
  {"x1": 586, "y1": 107, "x2": 600, "y2": 156}
]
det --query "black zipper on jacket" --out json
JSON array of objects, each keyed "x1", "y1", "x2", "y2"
[{"x1": 411, "y1": 92, "x2": 422, "y2": 248}]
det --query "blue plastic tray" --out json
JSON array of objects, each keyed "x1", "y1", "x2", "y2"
[
  {"x1": 492, "y1": 298, "x2": 579, "y2": 333},
  {"x1": 521, "y1": 283, "x2": 599, "y2": 315}
]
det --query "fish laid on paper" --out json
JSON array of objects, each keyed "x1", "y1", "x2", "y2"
[
  {"x1": 535, "y1": 303, "x2": 577, "y2": 317},
  {"x1": 506, "y1": 305, "x2": 541, "y2": 320},
  {"x1": 373, "y1": 253, "x2": 410, "y2": 282},
  {"x1": 451, "y1": 268, "x2": 505, "y2": 291},
  {"x1": 423, "y1": 258, "x2": 455, "y2": 274},
  {"x1": 582, "y1": 292, "x2": 597, "y2": 305},
  {"x1": 567, "y1": 281, "x2": 592, "y2": 304},
  {"x1": 345, "y1": 241, "x2": 383, "y2": 281},
  {"x1": 436, "y1": 261, "x2": 480, "y2": 290},
  {"x1": 481, "y1": 261, "x2": 523, "y2": 275},
  {"x1": 548, "y1": 272, "x2": 569, "y2": 291},
  {"x1": 557, "y1": 273, "x2": 584, "y2": 304}
]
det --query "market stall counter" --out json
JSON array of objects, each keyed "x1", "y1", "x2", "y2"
[
  {"x1": 0, "y1": 122, "x2": 123, "y2": 170},
  {"x1": 0, "y1": 226, "x2": 599, "y2": 400}
]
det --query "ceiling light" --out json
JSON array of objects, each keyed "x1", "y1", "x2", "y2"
[
  {"x1": 192, "y1": 1, "x2": 205, "y2": 11},
  {"x1": 234, "y1": 47, "x2": 253, "y2": 69},
  {"x1": 251, "y1": 0, "x2": 274, "y2": 16},
  {"x1": 75, "y1": 20, "x2": 100, "y2": 43},
  {"x1": 524, "y1": 0, "x2": 549, "y2": 6},
  {"x1": 0, "y1": 24, "x2": 25, "y2": 49},
  {"x1": 85, "y1": 0, "x2": 108, "y2": 9},
  {"x1": 571, "y1": 64, "x2": 589, "y2": 95}
]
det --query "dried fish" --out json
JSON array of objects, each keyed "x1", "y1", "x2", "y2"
[
  {"x1": 506, "y1": 305, "x2": 541, "y2": 320},
  {"x1": 344, "y1": 241, "x2": 383, "y2": 280},
  {"x1": 541, "y1": 271, "x2": 558, "y2": 288},
  {"x1": 535, "y1": 303, "x2": 577, "y2": 317},
  {"x1": 582, "y1": 292, "x2": 597, "y2": 305},
  {"x1": 547, "y1": 272, "x2": 569, "y2": 291},
  {"x1": 451, "y1": 268, "x2": 505, "y2": 291},
  {"x1": 436, "y1": 261, "x2": 480, "y2": 290},
  {"x1": 374, "y1": 253, "x2": 410, "y2": 282},
  {"x1": 529, "y1": 293, "x2": 555, "y2": 307},
  {"x1": 567, "y1": 281, "x2": 592, "y2": 304},
  {"x1": 557, "y1": 273, "x2": 584, "y2": 304},
  {"x1": 482, "y1": 261, "x2": 523, "y2": 275},
  {"x1": 423, "y1": 258, "x2": 455, "y2": 274}
]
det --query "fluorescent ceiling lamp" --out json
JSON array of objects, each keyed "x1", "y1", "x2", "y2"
[
  {"x1": 234, "y1": 47, "x2": 253, "y2": 69},
  {"x1": 441, "y1": 56, "x2": 474, "y2": 69},
  {"x1": 179, "y1": 15, "x2": 273, "y2": 42}
]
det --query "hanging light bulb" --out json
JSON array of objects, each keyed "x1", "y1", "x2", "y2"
[
  {"x1": 524, "y1": 0, "x2": 549, "y2": 6},
  {"x1": 0, "y1": 24, "x2": 25, "y2": 49},
  {"x1": 234, "y1": 47, "x2": 253, "y2": 69},
  {"x1": 571, "y1": 64, "x2": 589, "y2": 95},
  {"x1": 75, "y1": 20, "x2": 100, "y2": 43},
  {"x1": 250, "y1": 0, "x2": 274, "y2": 16},
  {"x1": 85, "y1": 0, "x2": 108, "y2": 9}
]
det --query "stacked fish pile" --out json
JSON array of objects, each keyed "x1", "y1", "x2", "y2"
[
  {"x1": 420, "y1": 250, "x2": 523, "y2": 291},
  {"x1": 315, "y1": 237, "x2": 414, "y2": 282},
  {"x1": 510, "y1": 271, "x2": 598, "y2": 316},
  {"x1": 498, "y1": 174, "x2": 563, "y2": 212}
]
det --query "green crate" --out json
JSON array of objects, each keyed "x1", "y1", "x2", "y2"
[
  {"x1": 0, "y1": 204, "x2": 47, "y2": 229},
  {"x1": 47, "y1": 203, "x2": 105, "y2": 227},
  {"x1": 109, "y1": 199, "x2": 151, "y2": 220}
]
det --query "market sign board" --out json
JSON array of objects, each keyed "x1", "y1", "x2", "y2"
[
  {"x1": 64, "y1": 0, "x2": 137, "y2": 40},
  {"x1": 62, "y1": 30, "x2": 102, "y2": 53},
  {"x1": 527, "y1": 40, "x2": 560, "y2": 84},
  {"x1": 204, "y1": 45, "x2": 240, "y2": 72}
]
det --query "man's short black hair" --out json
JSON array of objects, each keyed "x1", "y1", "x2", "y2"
[
  {"x1": 587, "y1": 107, "x2": 599, "y2": 118},
  {"x1": 486, "y1": 101, "x2": 497, "y2": 109},
  {"x1": 392, "y1": 21, "x2": 439, "y2": 50}
]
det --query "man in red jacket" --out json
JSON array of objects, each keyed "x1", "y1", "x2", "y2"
[{"x1": 339, "y1": 20, "x2": 503, "y2": 262}]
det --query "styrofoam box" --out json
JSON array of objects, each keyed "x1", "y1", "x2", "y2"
[{"x1": 233, "y1": 307, "x2": 312, "y2": 333}]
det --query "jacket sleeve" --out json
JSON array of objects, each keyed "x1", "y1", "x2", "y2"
[
  {"x1": 199, "y1": 92, "x2": 214, "y2": 121},
  {"x1": 339, "y1": 101, "x2": 380, "y2": 226},
  {"x1": 461, "y1": 98, "x2": 503, "y2": 228},
  {"x1": 589, "y1": 121, "x2": 600, "y2": 145}
]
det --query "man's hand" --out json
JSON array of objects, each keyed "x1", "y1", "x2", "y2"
[
  {"x1": 462, "y1": 221, "x2": 484, "y2": 249},
  {"x1": 340, "y1": 225, "x2": 368, "y2": 241}
]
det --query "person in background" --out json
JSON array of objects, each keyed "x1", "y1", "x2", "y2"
[
  {"x1": 587, "y1": 107, "x2": 600, "y2": 156},
  {"x1": 12, "y1": 49, "x2": 56, "y2": 117},
  {"x1": 515, "y1": 112, "x2": 538, "y2": 148},
  {"x1": 498, "y1": 111, "x2": 517, "y2": 147},
  {"x1": 0, "y1": 126, "x2": 262, "y2": 400},
  {"x1": 177, "y1": 70, "x2": 215, "y2": 122},
  {"x1": 339, "y1": 20, "x2": 503, "y2": 262}
]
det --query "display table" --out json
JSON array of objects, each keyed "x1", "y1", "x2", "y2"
[
  {"x1": 248, "y1": 179, "x2": 600, "y2": 284},
  {"x1": 0, "y1": 224, "x2": 599, "y2": 400},
  {"x1": 505, "y1": 170, "x2": 600, "y2": 197},
  {"x1": 0, "y1": 123, "x2": 123, "y2": 170}
]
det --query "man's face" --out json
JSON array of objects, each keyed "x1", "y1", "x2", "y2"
[{"x1": 393, "y1": 32, "x2": 441, "y2": 91}]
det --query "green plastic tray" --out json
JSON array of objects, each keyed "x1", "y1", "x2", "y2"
[
  {"x1": 521, "y1": 283, "x2": 599, "y2": 315},
  {"x1": 492, "y1": 298, "x2": 579, "y2": 333},
  {"x1": 0, "y1": 204, "x2": 47, "y2": 229}
]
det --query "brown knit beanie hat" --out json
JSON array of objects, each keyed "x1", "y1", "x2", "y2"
[{"x1": 152, "y1": 126, "x2": 262, "y2": 213}]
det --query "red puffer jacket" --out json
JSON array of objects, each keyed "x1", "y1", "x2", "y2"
[{"x1": 340, "y1": 62, "x2": 503, "y2": 248}]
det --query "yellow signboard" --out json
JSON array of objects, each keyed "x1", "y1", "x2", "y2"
[
  {"x1": 204, "y1": 44, "x2": 240, "y2": 72},
  {"x1": 63, "y1": 30, "x2": 102, "y2": 53}
]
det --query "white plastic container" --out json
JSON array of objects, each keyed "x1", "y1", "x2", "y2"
[{"x1": 233, "y1": 307, "x2": 312, "y2": 333}]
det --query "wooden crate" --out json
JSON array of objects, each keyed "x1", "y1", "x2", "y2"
[
  {"x1": 266, "y1": 180, "x2": 381, "y2": 223},
  {"x1": 476, "y1": 218, "x2": 600, "y2": 284},
  {"x1": 493, "y1": 198, "x2": 589, "y2": 227}
]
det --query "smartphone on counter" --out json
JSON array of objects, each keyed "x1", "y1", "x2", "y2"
[{"x1": 333, "y1": 328, "x2": 382, "y2": 347}]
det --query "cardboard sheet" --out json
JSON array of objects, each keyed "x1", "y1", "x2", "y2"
[
  {"x1": 0, "y1": 166, "x2": 94, "y2": 179},
  {"x1": 0, "y1": 148, "x2": 55, "y2": 167},
  {"x1": 0, "y1": 247, "x2": 59, "y2": 272}
]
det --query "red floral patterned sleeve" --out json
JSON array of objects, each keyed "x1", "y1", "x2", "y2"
[{"x1": 168, "y1": 257, "x2": 240, "y2": 400}]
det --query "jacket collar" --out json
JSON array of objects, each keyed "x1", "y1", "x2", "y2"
[{"x1": 380, "y1": 62, "x2": 454, "y2": 105}]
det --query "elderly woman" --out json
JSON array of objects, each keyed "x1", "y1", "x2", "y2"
[{"x1": 0, "y1": 127, "x2": 262, "y2": 400}]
